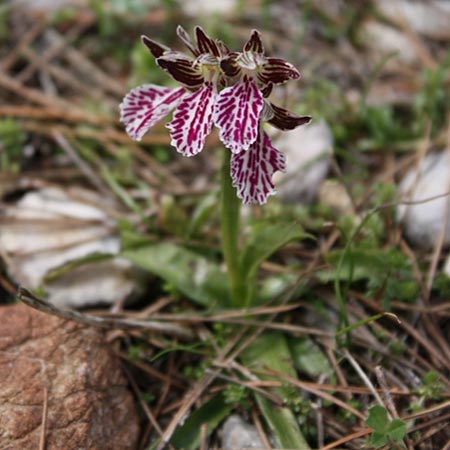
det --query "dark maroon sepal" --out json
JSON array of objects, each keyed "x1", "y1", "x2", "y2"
[
  {"x1": 244, "y1": 29, "x2": 264, "y2": 54},
  {"x1": 141, "y1": 35, "x2": 170, "y2": 58},
  {"x1": 268, "y1": 103, "x2": 311, "y2": 130}
]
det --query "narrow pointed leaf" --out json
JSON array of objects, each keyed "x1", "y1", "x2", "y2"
[
  {"x1": 214, "y1": 77, "x2": 263, "y2": 153},
  {"x1": 289, "y1": 337, "x2": 334, "y2": 379},
  {"x1": 230, "y1": 128, "x2": 285, "y2": 204},
  {"x1": 170, "y1": 394, "x2": 232, "y2": 449},
  {"x1": 119, "y1": 84, "x2": 185, "y2": 141},
  {"x1": 239, "y1": 221, "x2": 312, "y2": 306},
  {"x1": 167, "y1": 82, "x2": 217, "y2": 156},
  {"x1": 122, "y1": 242, "x2": 230, "y2": 307},
  {"x1": 241, "y1": 333, "x2": 311, "y2": 450},
  {"x1": 239, "y1": 222, "x2": 312, "y2": 287}
]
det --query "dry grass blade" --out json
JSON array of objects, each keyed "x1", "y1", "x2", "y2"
[
  {"x1": 257, "y1": 368, "x2": 366, "y2": 421},
  {"x1": 17, "y1": 287, "x2": 194, "y2": 339}
]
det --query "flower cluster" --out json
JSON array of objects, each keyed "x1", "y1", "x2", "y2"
[{"x1": 120, "y1": 26, "x2": 311, "y2": 204}]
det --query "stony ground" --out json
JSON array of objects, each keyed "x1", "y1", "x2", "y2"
[{"x1": 1, "y1": 1, "x2": 450, "y2": 449}]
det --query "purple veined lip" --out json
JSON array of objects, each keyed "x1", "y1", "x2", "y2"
[
  {"x1": 167, "y1": 82, "x2": 218, "y2": 157},
  {"x1": 119, "y1": 85, "x2": 186, "y2": 141},
  {"x1": 213, "y1": 76, "x2": 264, "y2": 154},
  {"x1": 231, "y1": 125, "x2": 286, "y2": 205}
]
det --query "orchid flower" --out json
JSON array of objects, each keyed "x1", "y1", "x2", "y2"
[{"x1": 120, "y1": 26, "x2": 311, "y2": 204}]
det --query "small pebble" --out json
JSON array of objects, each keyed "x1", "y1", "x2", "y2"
[
  {"x1": 221, "y1": 415, "x2": 266, "y2": 449},
  {"x1": 397, "y1": 150, "x2": 450, "y2": 248}
]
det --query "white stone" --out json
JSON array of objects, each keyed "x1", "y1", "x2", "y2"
[
  {"x1": 0, "y1": 187, "x2": 142, "y2": 308},
  {"x1": 377, "y1": 0, "x2": 450, "y2": 40},
  {"x1": 360, "y1": 21, "x2": 419, "y2": 65},
  {"x1": 221, "y1": 415, "x2": 265, "y2": 449},
  {"x1": 11, "y1": 0, "x2": 87, "y2": 13},
  {"x1": 181, "y1": 0, "x2": 236, "y2": 16},
  {"x1": 272, "y1": 119, "x2": 333, "y2": 204},
  {"x1": 319, "y1": 179, "x2": 353, "y2": 214},
  {"x1": 397, "y1": 151, "x2": 450, "y2": 248}
]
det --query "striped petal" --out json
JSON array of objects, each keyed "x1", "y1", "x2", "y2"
[
  {"x1": 195, "y1": 26, "x2": 220, "y2": 57},
  {"x1": 176, "y1": 25, "x2": 199, "y2": 56},
  {"x1": 258, "y1": 57, "x2": 300, "y2": 85},
  {"x1": 119, "y1": 84, "x2": 186, "y2": 141},
  {"x1": 213, "y1": 77, "x2": 263, "y2": 153},
  {"x1": 167, "y1": 82, "x2": 217, "y2": 157},
  {"x1": 157, "y1": 53, "x2": 204, "y2": 89},
  {"x1": 244, "y1": 29, "x2": 264, "y2": 54},
  {"x1": 231, "y1": 127, "x2": 286, "y2": 205}
]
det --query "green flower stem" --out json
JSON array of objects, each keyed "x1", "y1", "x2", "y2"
[{"x1": 220, "y1": 150, "x2": 246, "y2": 307}]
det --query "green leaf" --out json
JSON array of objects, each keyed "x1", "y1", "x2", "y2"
[
  {"x1": 370, "y1": 431, "x2": 388, "y2": 447},
  {"x1": 185, "y1": 192, "x2": 218, "y2": 238},
  {"x1": 241, "y1": 332, "x2": 311, "y2": 449},
  {"x1": 387, "y1": 418, "x2": 407, "y2": 443},
  {"x1": 169, "y1": 394, "x2": 233, "y2": 450},
  {"x1": 239, "y1": 222, "x2": 312, "y2": 305},
  {"x1": 322, "y1": 248, "x2": 391, "y2": 282},
  {"x1": 365, "y1": 405, "x2": 388, "y2": 432},
  {"x1": 122, "y1": 242, "x2": 230, "y2": 307},
  {"x1": 289, "y1": 337, "x2": 334, "y2": 379},
  {"x1": 256, "y1": 396, "x2": 311, "y2": 450}
]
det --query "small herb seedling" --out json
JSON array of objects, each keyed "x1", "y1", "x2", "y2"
[{"x1": 365, "y1": 405, "x2": 407, "y2": 448}]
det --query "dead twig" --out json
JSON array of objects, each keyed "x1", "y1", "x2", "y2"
[
  {"x1": 39, "y1": 387, "x2": 48, "y2": 450},
  {"x1": 17, "y1": 287, "x2": 194, "y2": 340}
]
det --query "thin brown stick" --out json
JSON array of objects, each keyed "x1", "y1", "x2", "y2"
[
  {"x1": 0, "y1": 72, "x2": 83, "y2": 113},
  {"x1": 116, "y1": 351, "x2": 185, "y2": 389},
  {"x1": 199, "y1": 423, "x2": 208, "y2": 450},
  {"x1": 39, "y1": 387, "x2": 48, "y2": 450},
  {"x1": 17, "y1": 287, "x2": 194, "y2": 340},
  {"x1": 46, "y1": 29, "x2": 124, "y2": 96},
  {"x1": 259, "y1": 368, "x2": 366, "y2": 421},
  {"x1": 155, "y1": 326, "x2": 251, "y2": 450},
  {"x1": 52, "y1": 131, "x2": 111, "y2": 195},
  {"x1": 16, "y1": 19, "x2": 95, "y2": 82},
  {"x1": 321, "y1": 428, "x2": 372, "y2": 450},
  {"x1": 156, "y1": 373, "x2": 216, "y2": 450},
  {"x1": 251, "y1": 407, "x2": 272, "y2": 449},
  {"x1": 0, "y1": 105, "x2": 111, "y2": 126},
  {"x1": 122, "y1": 364, "x2": 174, "y2": 449},
  {"x1": 0, "y1": 21, "x2": 46, "y2": 72},
  {"x1": 19, "y1": 120, "x2": 170, "y2": 145},
  {"x1": 204, "y1": 368, "x2": 283, "y2": 405}
]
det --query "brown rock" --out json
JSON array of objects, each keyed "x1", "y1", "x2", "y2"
[{"x1": 0, "y1": 303, "x2": 139, "y2": 450}]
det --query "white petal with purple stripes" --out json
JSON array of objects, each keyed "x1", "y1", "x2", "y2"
[
  {"x1": 119, "y1": 84, "x2": 186, "y2": 141},
  {"x1": 231, "y1": 127, "x2": 286, "y2": 205},
  {"x1": 213, "y1": 77, "x2": 263, "y2": 154},
  {"x1": 167, "y1": 82, "x2": 217, "y2": 157}
]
